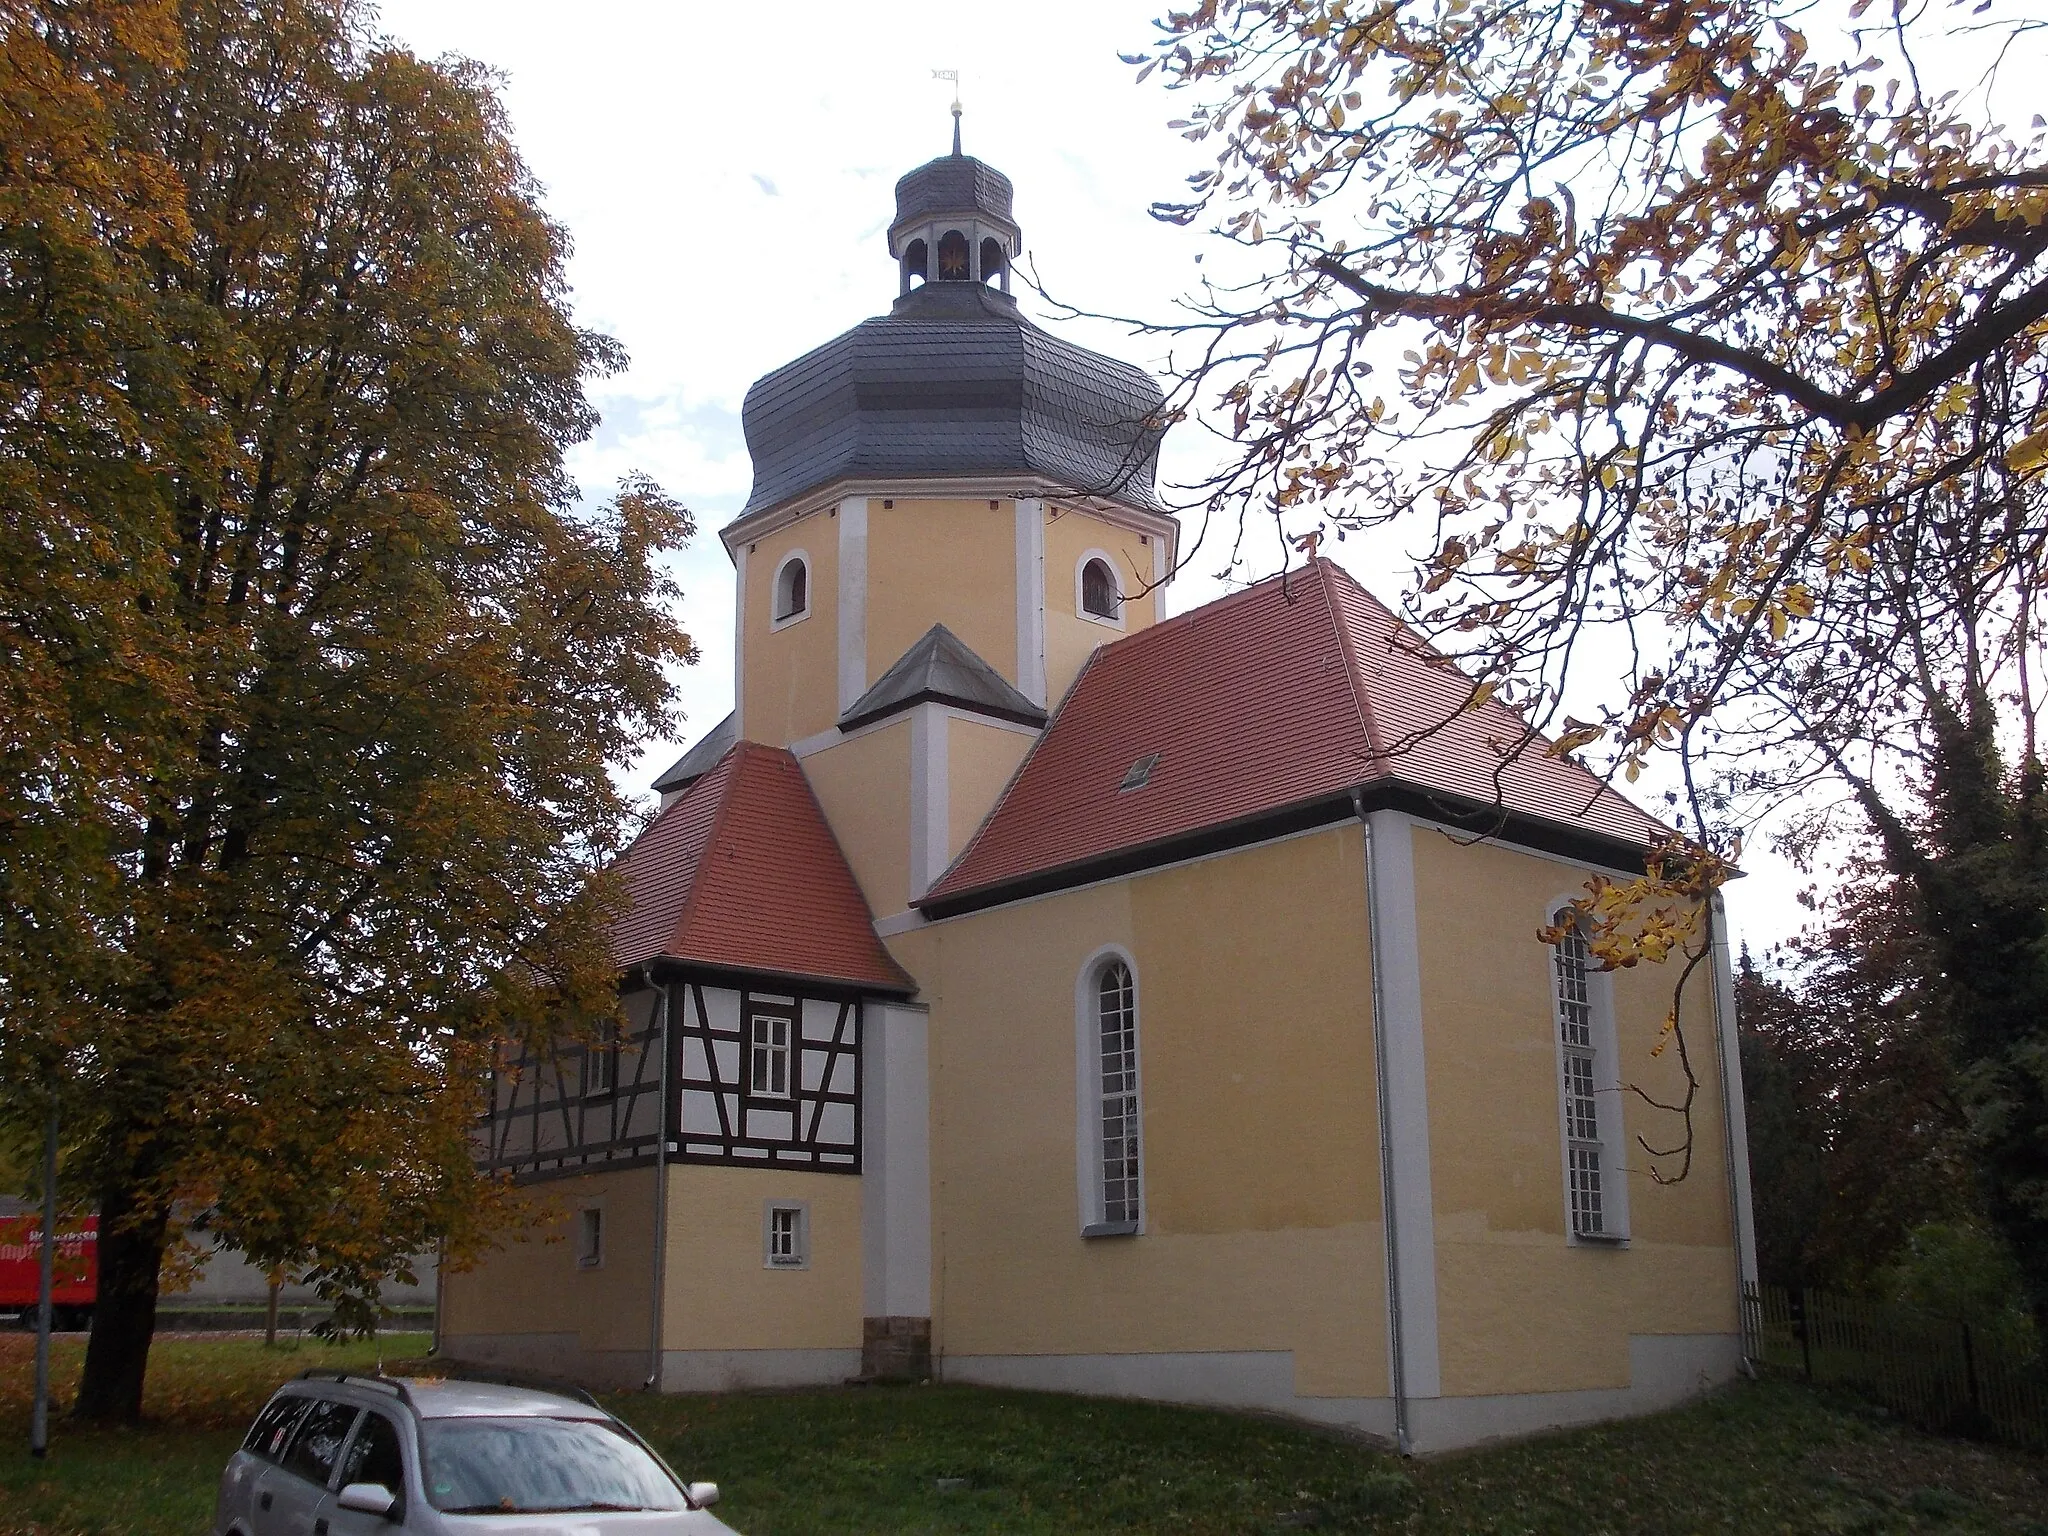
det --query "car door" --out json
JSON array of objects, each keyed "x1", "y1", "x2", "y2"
[
  {"x1": 322, "y1": 1408, "x2": 411, "y2": 1535},
  {"x1": 228, "y1": 1393, "x2": 312, "y2": 1536},
  {"x1": 272, "y1": 1399, "x2": 363, "y2": 1536}
]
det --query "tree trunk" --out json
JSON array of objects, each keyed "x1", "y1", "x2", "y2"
[
  {"x1": 72, "y1": 1184, "x2": 171, "y2": 1422},
  {"x1": 265, "y1": 1274, "x2": 281, "y2": 1348}
]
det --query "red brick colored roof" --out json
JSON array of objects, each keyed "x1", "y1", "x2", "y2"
[
  {"x1": 922, "y1": 559, "x2": 1666, "y2": 910},
  {"x1": 612, "y1": 741, "x2": 913, "y2": 992}
]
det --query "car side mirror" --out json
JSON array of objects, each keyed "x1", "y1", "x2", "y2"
[
  {"x1": 686, "y1": 1481, "x2": 719, "y2": 1509},
  {"x1": 336, "y1": 1483, "x2": 398, "y2": 1518}
]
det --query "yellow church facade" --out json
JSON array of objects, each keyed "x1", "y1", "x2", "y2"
[{"x1": 439, "y1": 143, "x2": 1757, "y2": 1454}]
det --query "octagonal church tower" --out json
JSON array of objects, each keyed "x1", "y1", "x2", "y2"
[{"x1": 669, "y1": 142, "x2": 1180, "y2": 920}]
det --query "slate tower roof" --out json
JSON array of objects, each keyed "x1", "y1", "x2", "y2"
[{"x1": 736, "y1": 148, "x2": 1168, "y2": 519}]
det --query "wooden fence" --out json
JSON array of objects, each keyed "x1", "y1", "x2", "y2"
[{"x1": 1742, "y1": 1284, "x2": 2047, "y2": 1454}]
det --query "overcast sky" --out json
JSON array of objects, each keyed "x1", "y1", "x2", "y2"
[{"x1": 372, "y1": 0, "x2": 1817, "y2": 951}]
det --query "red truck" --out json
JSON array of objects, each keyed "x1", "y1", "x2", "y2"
[{"x1": 0, "y1": 1216, "x2": 96, "y2": 1330}]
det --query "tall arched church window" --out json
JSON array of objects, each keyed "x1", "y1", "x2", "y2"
[
  {"x1": 1080, "y1": 557, "x2": 1120, "y2": 621},
  {"x1": 773, "y1": 553, "x2": 810, "y2": 625},
  {"x1": 1550, "y1": 910, "x2": 1627, "y2": 1242},
  {"x1": 904, "y1": 239, "x2": 928, "y2": 286},
  {"x1": 1078, "y1": 952, "x2": 1142, "y2": 1235},
  {"x1": 937, "y1": 229, "x2": 970, "y2": 280},
  {"x1": 979, "y1": 237, "x2": 1006, "y2": 286}
]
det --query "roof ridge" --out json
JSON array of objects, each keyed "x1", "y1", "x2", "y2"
[
  {"x1": 664, "y1": 741, "x2": 750, "y2": 959},
  {"x1": 770, "y1": 747, "x2": 914, "y2": 989},
  {"x1": 1313, "y1": 559, "x2": 1389, "y2": 777},
  {"x1": 1324, "y1": 566, "x2": 1656, "y2": 824}
]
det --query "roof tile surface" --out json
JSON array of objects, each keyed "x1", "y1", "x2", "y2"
[
  {"x1": 613, "y1": 742, "x2": 912, "y2": 992},
  {"x1": 923, "y1": 560, "x2": 1665, "y2": 908}
]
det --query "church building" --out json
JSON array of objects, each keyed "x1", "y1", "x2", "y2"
[{"x1": 438, "y1": 137, "x2": 1759, "y2": 1454}]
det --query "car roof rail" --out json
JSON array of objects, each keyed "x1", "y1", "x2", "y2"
[
  {"x1": 404, "y1": 1364, "x2": 603, "y2": 1409},
  {"x1": 294, "y1": 1368, "x2": 413, "y2": 1407}
]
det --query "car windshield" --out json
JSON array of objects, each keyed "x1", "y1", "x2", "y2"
[{"x1": 418, "y1": 1416, "x2": 688, "y2": 1514}]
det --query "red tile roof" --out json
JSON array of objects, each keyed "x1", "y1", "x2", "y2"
[
  {"x1": 612, "y1": 741, "x2": 913, "y2": 992},
  {"x1": 922, "y1": 559, "x2": 1666, "y2": 910}
]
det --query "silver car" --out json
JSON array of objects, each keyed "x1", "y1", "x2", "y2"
[{"x1": 213, "y1": 1369, "x2": 739, "y2": 1535}]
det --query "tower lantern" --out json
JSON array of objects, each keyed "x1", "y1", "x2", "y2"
[{"x1": 888, "y1": 146, "x2": 1021, "y2": 294}]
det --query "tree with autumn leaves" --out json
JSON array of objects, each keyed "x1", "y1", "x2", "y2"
[
  {"x1": 0, "y1": 0, "x2": 694, "y2": 1419},
  {"x1": 1134, "y1": 0, "x2": 2048, "y2": 1327}
]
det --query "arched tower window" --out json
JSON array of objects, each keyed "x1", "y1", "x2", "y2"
[
  {"x1": 936, "y1": 229, "x2": 970, "y2": 281},
  {"x1": 1079, "y1": 555, "x2": 1121, "y2": 622},
  {"x1": 903, "y1": 238, "x2": 928, "y2": 288},
  {"x1": 773, "y1": 553, "x2": 810, "y2": 625},
  {"x1": 1077, "y1": 950, "x2": 1142, "y2": 1235},
  {"x1": 979, "y1": 237, "x2": 1006, "y2": 287}
]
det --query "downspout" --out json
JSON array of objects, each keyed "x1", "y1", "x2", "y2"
[
  {"x1": 644, "y1": 974, "x2": 672, "y2": 1391},
  {"x1": 1354, "y1": 790, "x2": 1412, "y2": 1456}
]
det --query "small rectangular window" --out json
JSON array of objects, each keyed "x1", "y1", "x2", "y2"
[
  {"x1": 749, "y1": 1012, "x2": 792, "y2": 1098},
  {"x1": 763, "y1": 1202, "x2": 808, "y2": 1269},
  {"x1": 580, "y1": 1022, "x2": 617, "y2": 1098},
  {"x1": 577, "y1": 1208, "x2": 603, "y2": 1269}
]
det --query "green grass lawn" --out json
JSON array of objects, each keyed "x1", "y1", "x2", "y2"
[{"x1": 2, "y1": 1333, "x2": 2045, "y2": 1534}]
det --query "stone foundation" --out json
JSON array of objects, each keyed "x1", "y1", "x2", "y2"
[{"x1": 861, "y1": 1315, "x2": 931, "y2": 1381}]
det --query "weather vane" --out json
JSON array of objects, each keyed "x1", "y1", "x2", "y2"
[{"x1": 933, "y1": 68, "x2": 962, "y2": 154}]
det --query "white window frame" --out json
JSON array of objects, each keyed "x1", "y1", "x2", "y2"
[
  {"x1": 770, "y1": 550, "x2": 812, "y2": 630},
  {"x1": 748, "y1": 1009, "x2": 793, "y2": 1099},
  {"x1": 762, "y1": 1200, "x2": 810, "y2": 1269},
  {"x1": 579, "y1": 1019, "x2": 617, "y2": 1099},
  {"x1": 1074, "y1": 550, "x2": 1126, "y2": 630},
  {"x1": 1548, "y1": 903, "x2": 1630, "y2": 1245},
  {"x1": 1074, "y1": 945, "x2": 1144, "y2": 1237},
  {"x1": 576, "y1": 1206, "x2": 604, "y2": 1269}
]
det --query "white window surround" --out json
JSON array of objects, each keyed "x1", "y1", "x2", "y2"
[
  {"x1": 576, "y1": 1206, "x2": 604, "y2": 1270},
  {"x1": 770, "y1": 549, "x2": 812, "y2": 630},
  {"x1": 749, "y1": 1009, "x2": 793, "y2": 1099},
  {"x1": 579, "y1": 1020, "x2": 616, "y2": 1099},
  {"x1": 763, "y1": 1200, "x2": 810, "y2": 1269},
  {"x1": 1547, "y1": 900, "x2": 1631, "y2": 1245},
  {"x1": 1074, "y1": 944, "x2": 1144, "y2": 1237},
  {"x1": 1074, "y1": 550, "x2": 1126, "y2": 630}
]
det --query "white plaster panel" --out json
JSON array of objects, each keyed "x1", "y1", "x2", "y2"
[{"x1": 697, "y1": 987, "x2": 741, "y2": 1032}]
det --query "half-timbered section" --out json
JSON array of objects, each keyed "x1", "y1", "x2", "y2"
[
  {"x1": 482, "y1": 987, "x2": 668, "y2": 1182},
  {"x1": 480, "y1": 978, "x2": 866, "y2": 1181},
  {"x1": 474, "y1": 740, "x2": 909, "y2": 1186},
  {"x1": 677, "y1": 982, "x2": 861, "y2": 1170}
]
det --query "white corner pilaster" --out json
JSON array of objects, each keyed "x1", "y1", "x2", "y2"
[
  {"x1": 1365, "y1": 809, "x2": 1442, "y2": 1404},
  {"x1": 907, "y1": 704, "x2": 950, "y2": 899},
  {"x1": 862, "y1": 1001, "x2": 932, "y2": 1319},
  {"x1": 1708, "y1": 893, "x2": 1759, "y2": 1288},
  {"x1": 1151, "y1": 531, "x2": 1167, "y2": 625},
  {"x1": 732, "y1": 544, "x2": 748, "y2": 740},
  {"x1": 838, "y1": 496, "x2": 869, "y2": 712},
  {"x1": 1014, "y1": 498, "x2": 1047, "y2": 707}
]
